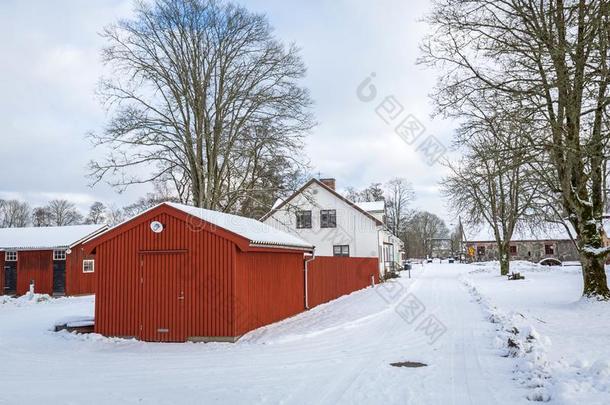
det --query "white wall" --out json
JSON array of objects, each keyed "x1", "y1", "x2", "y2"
[{"x1": 263, "y1": 182, "x2": 381, "y2": 258}]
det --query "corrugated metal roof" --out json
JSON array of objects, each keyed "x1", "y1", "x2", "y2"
[
  {"x1": 166, "y1": 203, "x2": 314, "y2": 250},
  {"x1": 0, "y1": 224, "x2": 108, "y2": 251}
]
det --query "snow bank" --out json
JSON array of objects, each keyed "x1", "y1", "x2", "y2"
[
  {"x1": 462, "y1": 278, "x2": 554, "y2": 402},
  {"x1": 464, "y1": 265, "x2": 610, "y2": 404},
  {"x1": 0, "y1": 293, "x2": 54, "y2": 306}
]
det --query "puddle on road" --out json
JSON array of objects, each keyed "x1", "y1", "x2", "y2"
[{"x1": 390, "y1": 361, "x2": 427, "y2": 368}]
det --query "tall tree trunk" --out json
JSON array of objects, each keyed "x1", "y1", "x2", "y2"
[
  {"x1": 498, "y1": 242, "x2": 510, "y2": 276},
  {"x1": 580, "y1": 253, "x2": 609, "y2": 298},
  {"x1": 578, "y1": 214, "x2": 610, "y2": 298}
]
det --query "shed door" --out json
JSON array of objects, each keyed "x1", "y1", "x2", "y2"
[
  {"x1": 4, "y1": 264, "x2": 17, "y2": 294},
  {"x1": 53, "y1": 261, "x2": 66, "y2": 295},
  {"x1": 139, "y1": 251, "x2": 187, "y2": 342}
]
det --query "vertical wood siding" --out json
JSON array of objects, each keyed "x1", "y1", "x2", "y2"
[
  {"x1": 65, "y1": 244, "x2": 95, "y2": 296},
  {"x1": 234, "y1": 251, "x2": 305, "y2": 336},
  {"x1": 307, "y1": 256, "x2": 379, "y2": 308},
  {"x1": 17, "y1": 250, "x2": 53, "y2": 295},
  {"x1": 95, "y1": 211, "x2": 236, "y2": 341}
]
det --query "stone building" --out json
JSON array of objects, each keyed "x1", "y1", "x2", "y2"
[{"x1": 464, "y1": 224, "x2": 579, "y2": 263}]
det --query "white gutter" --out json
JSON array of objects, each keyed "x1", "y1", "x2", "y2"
[{"x1": 304, "y1": 251, "x2": 316, "y2": 309}]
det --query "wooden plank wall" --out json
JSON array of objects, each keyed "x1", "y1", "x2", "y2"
[
  {"x1": 234, "y1": 250, "x2": 305, "y2": 336},
  {"x1": 17, "y1": 250, "x2": 53, "y2": 295},
  {"x1": 65, "y1": 245, "x2": 95, "y2": 296},
  {"x1": 307, "y1": 256, "x2": 379, "y2": 308}
]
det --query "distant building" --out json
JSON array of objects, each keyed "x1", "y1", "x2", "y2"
[
  {"x1": 261, "y1": 178, "x2": 404, "y2": 277},
  {"x1": 0, "y1": 224, "x2": 107, "y2": 296},
  {"x1": 428, "y1": 238, "x2": 453, "y2": 259},
  {"x1": 464, "y1": 224, "x2": 579, "y2": 263}
]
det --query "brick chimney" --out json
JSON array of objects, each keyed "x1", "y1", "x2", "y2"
[{"x1": 320, "y1": 178, "x2": 336, "y2": 190}]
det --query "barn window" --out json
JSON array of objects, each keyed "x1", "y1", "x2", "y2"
[
  {"x1": 296, "y1": 210, "x2": 312, "y2": 229},
  {"x1": 83, "y1": 260, "x2": 95, "y2": 273},
  {"x1": 5, "y1": 251, "x2": 17, "y2": 262},
  {"x1": 53, "y1": 250, "x2": 67, "y2": 261},
  {"x1": 333, "y1": 245, "x2": 350, "y2": 257},
  {"x1": 509, "y1": 245, "x2": 517, "y2": 255},
  {"x1": 477, "y1": 246, "x2": 486, "y2": 256},
  {"x1": 545, "y1": 244, "x2": 554, "y2": 255},
  {"x1": 320, "y1": 210, "x2": 337, "y2": 228}
]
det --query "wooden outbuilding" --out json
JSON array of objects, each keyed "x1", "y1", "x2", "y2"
[
  {"x1": 0, "y1": 224, "x2": 108, "y2": 296},
  {"x1": 83, "y1": 202, "x2": 314, "y2": 343}
]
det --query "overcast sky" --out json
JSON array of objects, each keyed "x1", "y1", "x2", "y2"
[{"x1": 0, "y1": 0, "x2": 457, "y2": 224}]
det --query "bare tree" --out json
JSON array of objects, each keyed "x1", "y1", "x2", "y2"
[
  {"x1": 442, "y1": 129, "x2": 542, "y2": 275},
  {"x1": 404, "y1": 211, "x2": 449, "y2": 258},
  {"x1": 85, "y1": 202, "x2": 108, "y2": 225},
  {"x1": 421, "y1": 0, "x2": 610, "y2": 298},
  {"x1": 123, "y1": 182, "x2": 180, "y2": 218},
  {"x1": 344, "y1": 183, "x2": 385, "y2": 203},
  {"x1": 88, "y1": 0, "x2": 314, "y2": 214},
  {"x1": 106, "y1": 204, "x2": 126, "y2": 226},
  {"x1": 47, "y1": 200, "x2": 83, "y2": 226},
  {"x1": 0, "y1": 200, "x2": 31, "y2": 228},
  {"x1": 32, "y1": 206, "x2": 53, "y2": 227},
  {"x1": 385, "y1": 178, "x2": 415, "y2": 237}
]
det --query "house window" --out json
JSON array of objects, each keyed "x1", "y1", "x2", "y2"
[
  {"x1": 53, "y1": 250, "x2": 67, "y2": 261},
  {"x1": 509, "y1": 245, "x2": 517, "y2": 255},
  {"x1": 333, "y1": 245, "x2": 350, "y2": 257},
  {"x1": 477, "y1": 246, "x2": 486, "y2": 256},
  {"x1": 320, "y1": 210, "x2": 336, "y2": 228},
  {"x1": 83, "y1": 260, "x2": 95, "y2": 273},
  {"x1": 296, "y1": 210, "x2": 312, "y2": 229},
  {"x1": 5, "y1": 251, "x2": 17, "y2": 262},
  {"x1": 545, "y1": 244, "x2": 554, "y2": 255}
]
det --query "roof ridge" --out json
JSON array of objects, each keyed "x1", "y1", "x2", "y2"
[{"x1": 260, "y1": 178, "x2": 383, "y2": 226}]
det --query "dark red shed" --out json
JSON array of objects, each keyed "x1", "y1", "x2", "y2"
[
  {"x1": 0, "y1": 225, "x2": 107, "y2": 296},
  {"x1": 83, "y1": 202, "x2": 314, "y2": 342}
]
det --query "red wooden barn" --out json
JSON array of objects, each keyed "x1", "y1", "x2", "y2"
[
  {"x1": 0, "y1": 224, "x2": 108, "y2": 296},
  {"x1": 83, "y1": 202, "x2": 314, "y2": 343}
]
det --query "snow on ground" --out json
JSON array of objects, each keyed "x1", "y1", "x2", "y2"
[
  {"x1": 0, "y1": 263, "x2": 568, "y2": 405},
  {"x1": 4, "y1": 262, "x2": 606, "y2": 405},
  {"x1": 463, "y1": 261, "x2": 610, "y2": 405}
]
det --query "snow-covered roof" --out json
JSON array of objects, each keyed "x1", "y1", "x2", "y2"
[
  {"x1": 166, "y1": 203, "x2": 314, "y2": 250},
  {"x1": 465, "y1": 222, "x2": 574, "y2": 242},
  {"x1": 0, "y1": 224, "x2": 108, "y2": 251},
  {"x1": 355, "y1": 201, "x2": 385, "y2": 212}
]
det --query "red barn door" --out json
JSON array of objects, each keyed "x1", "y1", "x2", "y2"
[{"x1": 139, "y1": 251, "x2": 188, "y2": 342}]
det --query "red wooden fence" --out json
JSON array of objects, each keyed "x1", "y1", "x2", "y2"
[{"x1": 307, "y1": 256, "x2": 379, "y2": 308}]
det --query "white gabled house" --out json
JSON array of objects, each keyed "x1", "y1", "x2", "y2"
[{"x1": 261, "y1": 178, "x2": 404, "y2": 277}]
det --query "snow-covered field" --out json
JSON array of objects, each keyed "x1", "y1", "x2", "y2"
[{"x1": 1, "y1": 262, "x2": 608, "y2": 404}]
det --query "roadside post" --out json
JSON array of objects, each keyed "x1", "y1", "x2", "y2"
[{"x1": 404, "y1": 262, "x2": 412, "y2": 279}]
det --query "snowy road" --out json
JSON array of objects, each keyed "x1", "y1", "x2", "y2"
[{"x1": 0, "y1": 264, "x2": 528, "y2": 404}]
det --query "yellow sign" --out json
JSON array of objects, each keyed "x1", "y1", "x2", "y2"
[{"x1": 468, "y1": 246, "x2": 475, "y2": 257}]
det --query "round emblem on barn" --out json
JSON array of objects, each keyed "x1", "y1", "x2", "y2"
[{"x1": 150, "y1": 221, "x2": 164, "y2": 233}]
